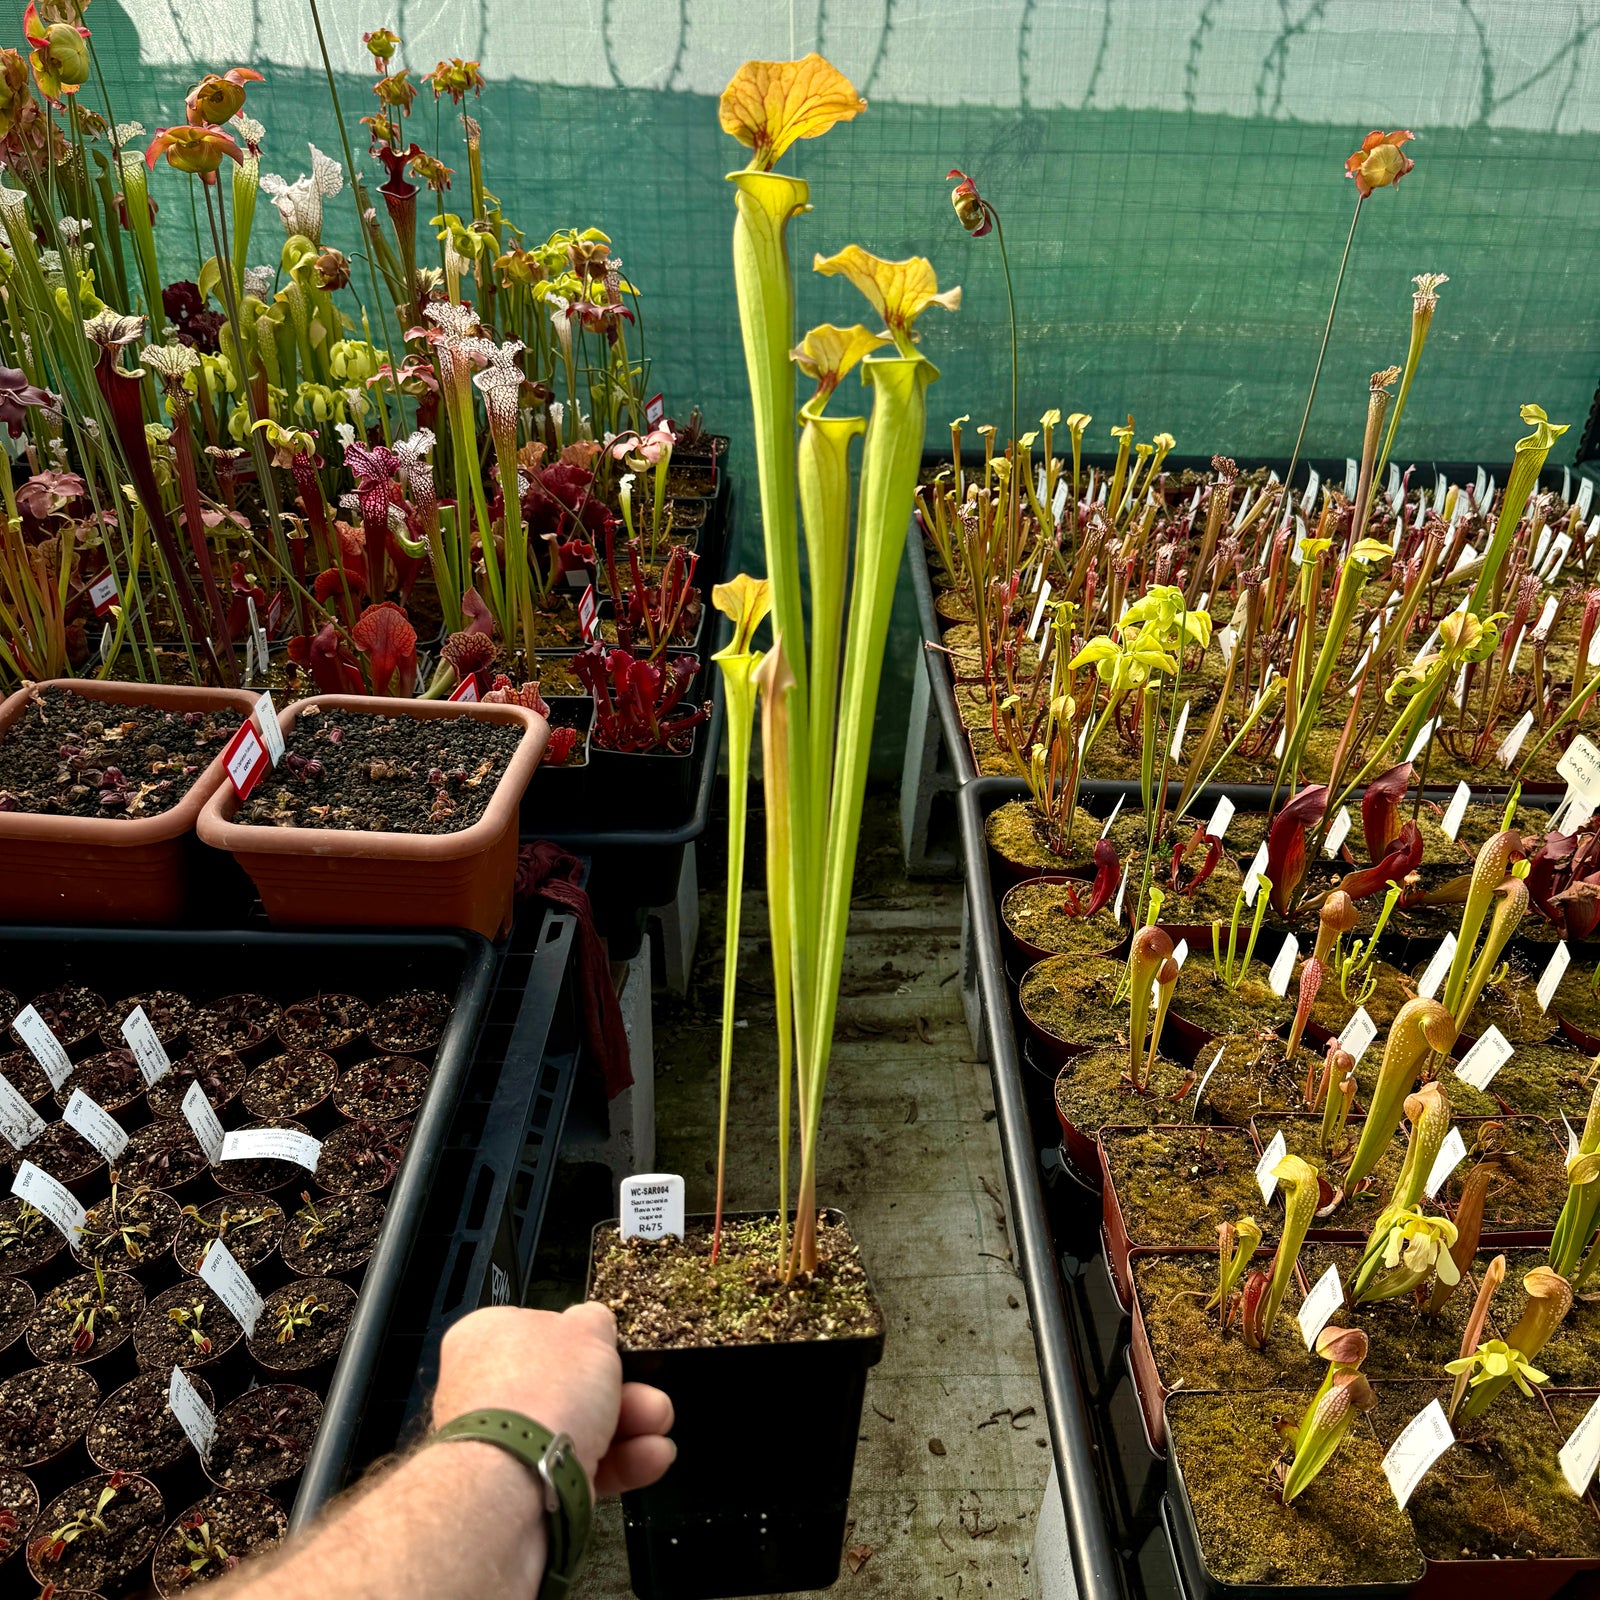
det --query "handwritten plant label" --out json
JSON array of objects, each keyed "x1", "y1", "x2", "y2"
[
  {"x1": 1560, "y1": 1394, "x2": 1600, "y2": 1494},
  {"x1": 1206, "y1": 796, "x2": 1235, "y2": 842},
  {"x1": 220, "y1": 1128, "x2": 322, "y2": 1172},
  {"x1": 88, "y1": 570, "x2": 119, "y2": 617},
  {"x1": 168, "y1": 1365, "x2": 216, "y2": 1459},
  {"x1": 121, "y1": 1006, "x2": 171, "y2": 1086},
  {"x1": 1383, "y1": 1399, "x2": 1454, "y2": 1509},
  {"x1": 1243, "y1": 843, "x2": 1269, "y2": 908},
  {"x1": 448, "y1": 675, "x2": 479, "y2": 703},
  {"x1": 1558, "y1": 735, "x2": 1600, "y2": 810},
  {"x1": 222, "y1": 721, "x2": 270, "y2": 801},
  {"x1": 1537, "y1": 942, "x2": 1571, "y2": 1014},
  {"x1": 200, "y1": 1238, "x2": 264, "y2": 1336},
  {"x1": 1256, "y1": 1130, "x2": 1288, "y2": 1202},
  {"x1": 577, "y1": 584, "x2": 600, "y2": 644},
  {"x1": 63, "y1": 1089, "x2": 128, "y2": 1164},
  {"x1": 1495, "y1": 709, "x2": 1534, "y2": 766},
  {"x1": 1455, "y1": 1026, "x2": 1514, "y2": 1092},
  {"x1": 12, "y1": 1159, "x2": 84, "y2": 1242},
  {"x1": 253, "y1": 691, "x2": 284, "y2": 766},
  {"x1": 0, "y1": 1076, "x2": 43, "y2": 1150},
  {"x1": 1268, "y1": 935, "x2": 1298, "y2": 998},
  {"x1": 620, "y1": 1173, "x2": 685, "y2": 1241},
  {"x1": 1323, "y1": 806, "x2": 1352, "y2": 858},
  {"x1": 1193, "y1": 1046, "x2": 1225, "y2": 1115},
  {"x1": 1338, "y1": 1007, "x2": 1378, "y2": 1067},
  {"x1": 1298, "y1": 1265, "x2": 1344, "y2": 1350},
  {"x1": 1416, "y1": 933, "x2": 1457, "y2": 1002},
  {"x1": 1424, "y1": 1126, "x2": 1468, "y2": 1199},
  {"x1": 1440, "y1": 781, "x2": 1472, "y2": 841},
  {"x1": 183, "y1": 1081, "x2": 226, "y2": 1167},
  {"x1": 11, "y1": 1005, "x2": 72, "y2": 1091}
]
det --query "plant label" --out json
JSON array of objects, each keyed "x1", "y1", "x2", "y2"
[
  {"x1": 1412, "y1": 626, "x2": 1440, "y2": 664},
  {"x1": 242, "y1": 633, "x2": 256, "y2": 684},
  {"x1": 1168, "y1": 700, "x2": 1190, "y2": 762},
  {"x1": 1558, "y1": 735, "x2": 1600, "y2": 808},
  {"x1": 1171, "y1": 939, "x2": 1189, "y2": 971},
  {"x1": 1193, "y1": 1046, "x2": 1224, "y2": 1116},
  {"x1": 0, "y1": 1075, "x2": 43, "y2": 1150},
  {"x1": 1560, "y1": 1393, "x2": 1600, "y2": 1494},
  {"x1": 98, "y1": 625, "x2": 113, "y2": 667},
  {"x1": 168, "y1": 1365, "x2": 216, "y2": 1460},
  {"x1": 1216, "y1": 625, "x2": 1237, "y2": 670},
  {"x1": 1383, "y1": 1399, "x2": 1453, "y2": 1509},
  {"x1": 253, "y1": 691, "x2": 284, "y2": 766},
  {"x1": 12, "y1": 1159, "x2": 84, "y2": 1242},
  {"x1": 120, "y1": 1006, "x2": 171, "y2": 1086},
  {"x1": 1298, "y1": 1264, "x2": 1344, "y2": 1350},
  {"x1": 247, "y1": 598, "x2": 270, "y2": 685},
  {"x1": 222, "y1": 722, "x2": 270, "y2": 802},
  {"x1": 1543, "y1": 533, "x2": 1572, "y2": 580},
  {"x1": 1255, "y1": 1129, "x2": 1288, "y2": 1202},
  {"x1": 1495, "y1": 709, "x2": 1533, "y2": 767},
  {"x1": 1273, "y1": 723, "x2": 1285, "y2": 759},
  {"x1": 1406, "y1": 717, "x2": 1437, "y2": 764},
  {"x1": 645, "y1": 392, "x2": 665, "y2": 428},
  {"x1": 1112, "y1": 873, "x2": 1128, "y2": 926},
  {"x1": 1387, "y1": 462, "x2": 1400, "y2": 499},
  {"x1": 1565, "y1": 1111, "x2": 1581, "y2": 1167},
  {"x1": 1243, "y1": 843, "x2": 1269, "y2": 908},
  {"x1": 448, "y1": 675, "x2": 479, "y2": 703},
  {"x1": 220, "y1": 1127, "x2": 322, "y2": 1172},
  {"x1": 1537, "y1": 942, "x2": 1571, "y2": 1014},
  {"x1": 1440, "y1": 781, "x2": 1472, "y2": 841},
  {"x1": 1344, "y1": 458, "x2": 1358, "y2": 498},
  {"x1": 1416, "y1": 933, "x2": 1457, "y2": 1001},
  {"x1": 1052, "y1": 477, "x2": 1069, "y2": 522},
  {"x1": 1474, "y1": 465, "x2": 1487, "y2": 502},
  {"x1": 1301, "y1": 468, "x2": 1319, "y2": 513},
  {"x1": 1590, "y1": 625, "x2": 1600, "y2": 669},
  {"x1": 11, "y1": 1004, "x2": 72, "y2": 1091},
  {"x1": 88, "y1": 570, "x2": 118, "y2": 617},
  {"x1": 1323, "y1": 806, "x2": 1352, "y2": 858},
  {"x1": 577, "y1": 584, "x2": 599, "y2": 644},
  {"x1": 1580, "y1": 476, "x2": 1596, "y2": 520},
  {"x1": 1448, "y1": 543, "x2": 1477, "y2": 576},
  {"x1": 200, "y1": 1239, "x2": 264, "y2": 1336},
  {"x1": 1454, "y1": 1026, "x2": 1514, "y2": 1093},
  {"x1": 63, "y1": 1089, "x2": 128, "y2": 1164},
  {"x1": 620, "y1": 1173, "x2": 685, "y2": 1241},
  {"x1": 1533, "y1": 594, "x2": 1560, "y2": 638},
  {"x1": 1338, "y1": 1007, "x2": 1378, "y2": 1067},
  {"x1": 183, "y1": 1081, "x2": 226, "y2": 1167},
  {"x1": 1026, "y1": 581, "x2": 1052, "y2": 642},
  {"x1": 1268, "y1": 935, "x2": 1298, "y2": 998},
  {"x1": 1206, "y1": 796, "x2": 1234, "y2": 842},
  {"x1": 1424, "y1": 1125, "x2": 1468, "y2": 1199},
  {"x1": 1099, "y1": 792, "x2": 1125, "y2": 839}
]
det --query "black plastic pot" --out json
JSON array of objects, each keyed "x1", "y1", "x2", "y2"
[
  {"x1": 520, "y1": 695, "x2": 594, "y2": 818},
  {"x1": 592, "y1": 1212, "x2": 884, "y2": 1600}
]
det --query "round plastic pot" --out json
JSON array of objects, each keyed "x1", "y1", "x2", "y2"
[
  {"x1": 197, "y1": 695, "x2": 547, "y2": 941},
  {"x1": 999, "y1": 876, "x2": 1127, "y2": 970},
  {"x1": 1050, "y1": 1061, "x2": 1104, "y2": 1190},
  {"x1": 590, "y1": 1211, "x2": 884, "y2": 1600},
  {"x1": 0, "y1": 679, "x2": 259, "y2": 924},
  {"x1": 1559, "y1": 1013, "x2": 1600, "y2": 1056}
]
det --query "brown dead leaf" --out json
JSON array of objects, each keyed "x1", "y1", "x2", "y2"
[
  {"x1": 928, "y1": 1437, "x2": 947, "y2": 1456},
  {"x1": 846, "y1": 1542, "x2": 873, "y2": 1574}
]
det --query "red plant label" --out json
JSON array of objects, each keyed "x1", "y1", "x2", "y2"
[
  {"x1": 448, "y1": 676, "x2": 479, "y2": 703},
  {"x1": 223, "y1": 722, "x2": 270, "y2": 801},
  {"x1": 578, "y1": 584, "x2": 599, "y2": 643},
  {"x1": 645, "y1": 392, "x2": 665, "y2": 428},
  {"x1": 88, "y1": 571, "x2": 118, "y2": 616}
]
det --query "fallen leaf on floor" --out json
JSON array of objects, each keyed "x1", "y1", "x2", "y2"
[
  {"x1": 1007, "y1": 1293, "x2": 1020, "y2": 1309},
  {"x1": 904, "y1": 1098, "x2": 918, "y2": 1124},
  {"x1": 846, "y1": 1543, "x2": 873, "y2": 1574},
  {"x1": 977, "y1": 1409, "x2": 1011, "y2": 1430},
  {"x1": 871, "y1": 1402, "x2": 897, "y2": 1423},
  {"x1": 1010, "y1": 1406, "x2": 1037, "y2": 1428},
  {"x1": 915, "y1": 1015, "x2": 933, "y2": 1044},
  {"x1": 928, "y1": 1437, "x2": 947, "y2": 1456}
]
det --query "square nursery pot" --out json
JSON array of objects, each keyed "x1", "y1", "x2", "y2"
[
  {"x1": 520, "y1": 695, "x2": 593, "y2": 816},
  {"x1": 197, "y1": 694, "x2": 548, "y2": 941},
  {"x1": 0, "y1": 678, "x2": 260, "y2": 924},
  {"x1": 590, "y1": 1211, "x2": 884, "y2": 1600},
  {"x1": 584, "y1": 721, "x2": 701, "y2": 832}
]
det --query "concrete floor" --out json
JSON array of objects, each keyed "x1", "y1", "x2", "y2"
[{"x1": 573, "y1": 794, "x2": 1049, "y2": 1600}]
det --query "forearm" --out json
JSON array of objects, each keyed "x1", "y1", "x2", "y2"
[{"x1": 216, "y1": 1440, "x2": 547, "y2": 1600}]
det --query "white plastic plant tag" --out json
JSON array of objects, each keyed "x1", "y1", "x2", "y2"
[
  {"x1": 1412, "y1": 627, "x2": 1440, "y2": 664},
  {"x1": 1301, "y1": 468, "x2": 1319, "y2": 513},
  {"x1": 1169, "y1": 699, "x2": 1191, "y2": 762},
  {"x1": 1338, "y1": 1007, "x2": 1378, "y2": 1067},
  {"x1": 1323, "y1": 806, "x2": 1352, "y2": 858},
  {"x1": 1449, "y1": 543, "x2": 1477, "y2": 576},
  {"x1": 11, "y1": 1004, "x2": 72, "y2": 1091},
  {"x1": 1495, "y1": 710, "x2": 1533, "y2": 767},
  {"x1": 1542, "y1": 534, "x2": 1572, "y2": 580},
  {"x1": 1538, "y1": 942, "x2": 1571, "y2": 1014},
  {"x1": 1243, "y1": 843, "x2": 1269, "y2": 908},
  {"x1": 620, "y1": 1173, "x2": 686, "y2": 1241},
  {"x1": 1560, "y1": 1394, "x2": 1600, "y2": 1495},
  {"x1": 1273, "y1": 724, "x2": 1285, "y2": 759},
  {"x1": 1590, "y1": 626, "x2": 1600, "y2": 669},
  {"x1": 1416, "y1": 933, "x2": 1458, "y2": 1001},
  {"x1": 200, "y1": 1239, "x2": 264, "y2": 1336},
  {"x1": 1026, "y1": 581, "x2": 1052, "y2": 642},
  {"x1": 1171, "y1": 939, "x2": 1189, "y2": 971},
  {"x1": 1474, "y1": 466, "x2": 1487, "y2": 502},
  {"x1": 1407, "y1": 717, "x2": 1438, "y2": 764},
  {"x1": 1558, "y1": 735, "x2": 1600, "y2": 807},
  {"x1": 253, "y1": 690, "x2": 284, "y2": 766},
  {"x1": 1216, "y1": 625, "x2": 1237, "y2": 669},
  {"x1": 1424, "y1": 1126, "x2": 1468, "y2": 1200},
  {"x1": 0, "y1": 1076, "x2": 43, "y2": 1151},
  {"x1": 1256, "y1": 1129, "x2": 1288, "y2": 1202},
  {"x1": 1031, "y1": 560, "x2": 1045, "y2": 594},
  {"x1": 1455, "y1": 1026, "x2": 1514, "y2": 1092},
  {"x1": 12, "y1": 1160, "x2": 84, "y2": 1242},
  {"x1": 1440, "y1": 781, "x2": 1471, "y2": 841},
  {"x1": 220, "y1": 1128, "x2": 322, "y2": 1172},
  {"x1": 1113, "y1": 873, "x2": 1129, "y2": 925},
  {"x1": 63, "y1": 1089, "x2": 128, "y2": 1164},
  {"x1": 120, "y1": 1007, "x2": 171, "y2": 1086},
  {"x1": 1345, "y1": 458, "x2": 1359, "y2": 498},
  {"x1": 183, "y1": 1081, "x2": 225, "y2": 1167},
  {"x1": 1564, "y1": 466, "x2": 1573, "y2": 503},
  {"x1": 246, "y1": 597, "x2": 269, "y2": 684},
  {"x1": 1565, "y1": 1112, "x2": 1582, "y2": 1167},
  {"x1": 1298, "y1": 1265, "x2": 1344, "y2": 1350},
  {"x1": 1052, "y1": 477, "x2": 1069, "y2": 521},
  {"x1": 1384, "y1": 1399, "x2": 1453, "y2": 1509},
  {"x1": 1533, "y1": 594, "x2": 1560, "y2": 638},
  {"x1": 1099, "y1": 792, "x2": 1125, "y2": 839},
  {"x1": 1232, "y1": 487, "x2": 1253, "y2": 530},
  {"x1": 168, "y1": 1365, "x2": 216, "y2": 1460},
  {"x1": 1206, "y1": 796, "x2": 1235, "y2": 841},
  {"x1": 1268, "y1": 935, "x2": 1298, "y2": 998},
  {"x1": 1580, "y1": 476, "x2": 1596, "y2": 520},
  {"x1": 1387, "y1": 462, "x2": 1400, "y2": 499},
  {"x1": 1194, "y1": 1046, "x2": 1225, "y2": 1116}
]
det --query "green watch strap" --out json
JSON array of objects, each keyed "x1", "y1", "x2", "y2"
[{"x1": 427, "y1": 1409, "x2": 593, "y2": 1599}]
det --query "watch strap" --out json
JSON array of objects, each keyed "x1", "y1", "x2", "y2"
[{"x1": 427, "y1": 1409, "x2": 592, "y2": 1599}]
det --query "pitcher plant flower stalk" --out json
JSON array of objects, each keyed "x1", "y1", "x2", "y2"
[{"x1": 1371, "y1": 275, "x2": 1447, "y2": 495}]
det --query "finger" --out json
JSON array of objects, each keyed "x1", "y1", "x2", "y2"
[
  {"x1": 562, "y1": 1300, "x2": 617, "y2": 1345},
  {"x1": 615, "y1": 1382, "x2": 674, "y2": 1440},
  {"x1": 594, "y1": 1434, "x2": 677, "y2": 1497}
]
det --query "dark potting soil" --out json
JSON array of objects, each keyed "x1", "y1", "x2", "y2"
[
  {"x1": 332, "y1": 1055, "x2": 429, "y2": 1121},
  {"x1": 313, "y1": 1118, "x2": 410, "y2": 1195},
  {"x1": 1198, "y1": 1036, "x2": 1305, "y2": 1128},
  {"x1": 0, "y1": 1195, "x2": 65, "y2": 1275},
  {"x1": 1374, "y1": 1385, "x2": 1600, "y2": 1560},
  {"x1": 1260, "y1": 1115, "x2": 1404, "y2": 1238},
  {"x1": 1055, "y1": 1046, "x2": 1193, "y2": 1139},
  {"x1": 13, "y1": 985, "x2": 107, "y2": 1049},
  {"x1": 982, "y1": 798, "x2": 1102, "y2": 874},
  {"x1": 1133, "y1": 1253, "x2": 1319, "y2": 1393},
  {"x1": 55, "y1": 1049, "x2": 145, "y2": 1115},
  {"x1": 206, "y1": 1384, "x2": 322, "y2": 1490},
  {"x1": 213, "y1": 1120, "x2": 313, "y2": 1196},
  {"x1": 134, "y1": 1283, "x2": 241, "y2": 1372},
  {"x1": 175, "y1": 1196, "x2": 285, "y2": 1277},
  {"x1": 152, "y1": 1487, "x2": 288, "y2": 1593},
  {"x1": 6, "y1": 1121, "x2": 105, "y2": 1187},
  {"x1": 0, "y1": 1276, "x2": 33, "y2": 1356},
  {"x1": 367, "y1": 989, "x2": 451, "y2": 1053},
  {"x1": 247, "y1": 1278, "x2": 355, "y2": 1374},
  {"x1": 28, "y1": 1270, "x2": 145, "y2": 1365},
  {"x1": 236, "y1": 706, "x2": 521, "y2": 834},
  {"x1": 0, "y1": 989, "x2": 14, "y2": 1029},
  {"x1": 0, "y1": 1363, "x2": 99, "y2": 1469},
  {"x1": 240, "y1": 1052, "x2": 338, "y2": 1121},
  {"x1": 1444, "y1": 1117, "x2": 1567, "y2": 1232},
  {"x1": 280, "y1": 1191, "x2": 384, "y2": 1279},
  {"x1": 1494, "y1": 1249, "x2": 1600, "y2": 1387},
  {"x1": 0, "y1": 1048, "x2": 52, "y2": 1104},
  {"x1": 188, "y1": 995, "x2": 281, "y2": 1057},
  {"x1": 99, "y1": 991, "x2": 193, "y2": 1051},
  {"x1": 0, "y1": 690, "x2": 235, "y2": 820},
  {"x1": 73, "y1": 1184, "x2": 181, "y2": 1273},
  {"x1": 0, "y1": 1467, "x2": 38, "y2": 1566},
  {"x1": 591, "y1": 1215, "x2": 882, "y2": 1350},
  {"x1": 120, "y1": 1121, "x2": 209, "y2": 1192},
  {"x1": 146, "y1": 1051, "x2": 247, "y2": 1120},
  {"x1": 27, "y1": 1471, "x2": 164, "y2": 1592},
  {"x1": 1001, "y1": 882, "x2": 1124, "y2": 961},
  {"x1": 276, "y1": 993, "x2": 371, "y2": 1054},
  {"x1": 88, "y1": 1371, "x2": 216, "y2": 1475},
  {"x1": 1103, "y1": 1126, "x2": 1276, "y2": 1251},
  {"x1": 1165, "y1": 1390, "x2": 1425, "y2": 1587},
  {"x1": 1019, "y1": 956, "x2": 1127, "y2": 1053}
]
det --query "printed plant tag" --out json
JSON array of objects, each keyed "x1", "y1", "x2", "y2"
[
  {"x1": 1383, "y1": 1399, "x2": 1453, "y2": 1509},
  {"x1": 168, "y1": 1366, "x2": 216, "y2": 1459},
  {"x1": 448, "y1": 676, "x2": 479, "y2": 703},
  {"x1": 12, "y1": 1159, "x2": 84, "y2": 1241},
  {"x1": 1256, "y1": 1130, "x2": 1288, "y2": 1202},
  {"x1": 620, "y1": 1173, "x2": 686, "y2": 1241},
  {"x1": 63, "y1": 1089, "x2": 128, "y2": 1163},
  {"x1": 1424, "y1": 1126, "x2": 1468, "y2": 1199},
  {"x1": 1495, "y1": 709, "x2": 1534, "y2": 766},
  {"x1": 1323, "y1": 806, "x2": 1352, "y2": 858},
  {"x1": 200, "y1": 1239, "x2": 264, "y2": 1336},
  {"x1": 1052, "y1": 477, "x2": 1069, "y2": 521},
  {"x1": 1206, "y1": 795, "x2": 1234, "y2": 842},
  {"x1": 222, "y1": 722, "x2": 269, "y2": 801},
  {"x1": 1217, "y1": 625, "x2": 1237, "y2": 670},
  {"x1": 0, "y1": 1075, "x2": 43, "y2": 1150},
  {"x1": 183, "y1": 1081, "x2": 226, "y2": 1167},
  {"x1": 11, "y1": 1004, "x2": 72, "y2": 1091},
  {"x1": 220, "y1": 1127, "x2": 322, "y2": 1172},
  {"x1": 1537, "y1": 942, "x2": 1571, "y2": 1014},
  {"x1": 1440, "y1": 781, "x2": 1471, "y2": 841},
  {"x1": 253, "y1": 690, "x2": 284, "y2": 766},
  {"x1": 1243, "y1": 843, "x2": 1269, "y2": 908},
  {"x1": 1298, "y1": 1264, "x2": 1344, "y2": 1350},
  {"x1": 645, "y1": 392, "x2": 665, "y2": 428},
  {"x1": 1268, "y1": 934, "x2": 1298, "y2": 998},
  {"x1": 1168, "y1": 699, "x2": 1191, "y2": 762},
  {"x1": 1560, "y1": 1393, "x2": 1600, "y2": 1495},
  {"x1": 1338, "y1": 1007, "x2": 1377, "y2": 1066},
  {"x1": 121, "y1": 1006, "x2": 171, "y2": 1086},
  {"x1": 577, "y1": 584, "x2": 599, "y2": 643},
  {"x1": 247, "y1": 600, "x2": 270, "y2": 689},
  {"x1": 1454, "y1": 1026, "x2": 1513, "y2": 1092},
  {"x1": 88, "y1": 570, "x2": 118, "y2": 617},
  {"x1": 1099, "y1": 793, "x2": 1126, "y2": 839},
  {"x1": 1193, "y1": 1046, "x2": 1224, "y2": 1115},
  {"x1": 1027, "y1": 581, "x2": 1053, "y2": 642},
  {"x1": 1416, "y1": 933, "x2": 1457, "y2": 1001}
]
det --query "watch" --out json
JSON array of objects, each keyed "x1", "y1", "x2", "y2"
[{"x1": 427, "y1": 1409, "x2": 593, "y2": 1598}]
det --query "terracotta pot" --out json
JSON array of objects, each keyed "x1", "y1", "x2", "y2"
[
  {"x1": 0, "y1": 679, "x2": 259, "y2": 924},
  {"x1": 197, "y1": 695, "x2": 548, "y2": 941}
]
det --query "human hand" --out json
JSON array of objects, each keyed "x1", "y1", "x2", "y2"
[{"x1": 432, "y1": 1302, "x2": 675, "y2": 1496}]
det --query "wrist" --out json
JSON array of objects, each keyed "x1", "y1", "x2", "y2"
[{"x1": 415, "y1": 1437, "x2": 549, "y2": 1580}]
